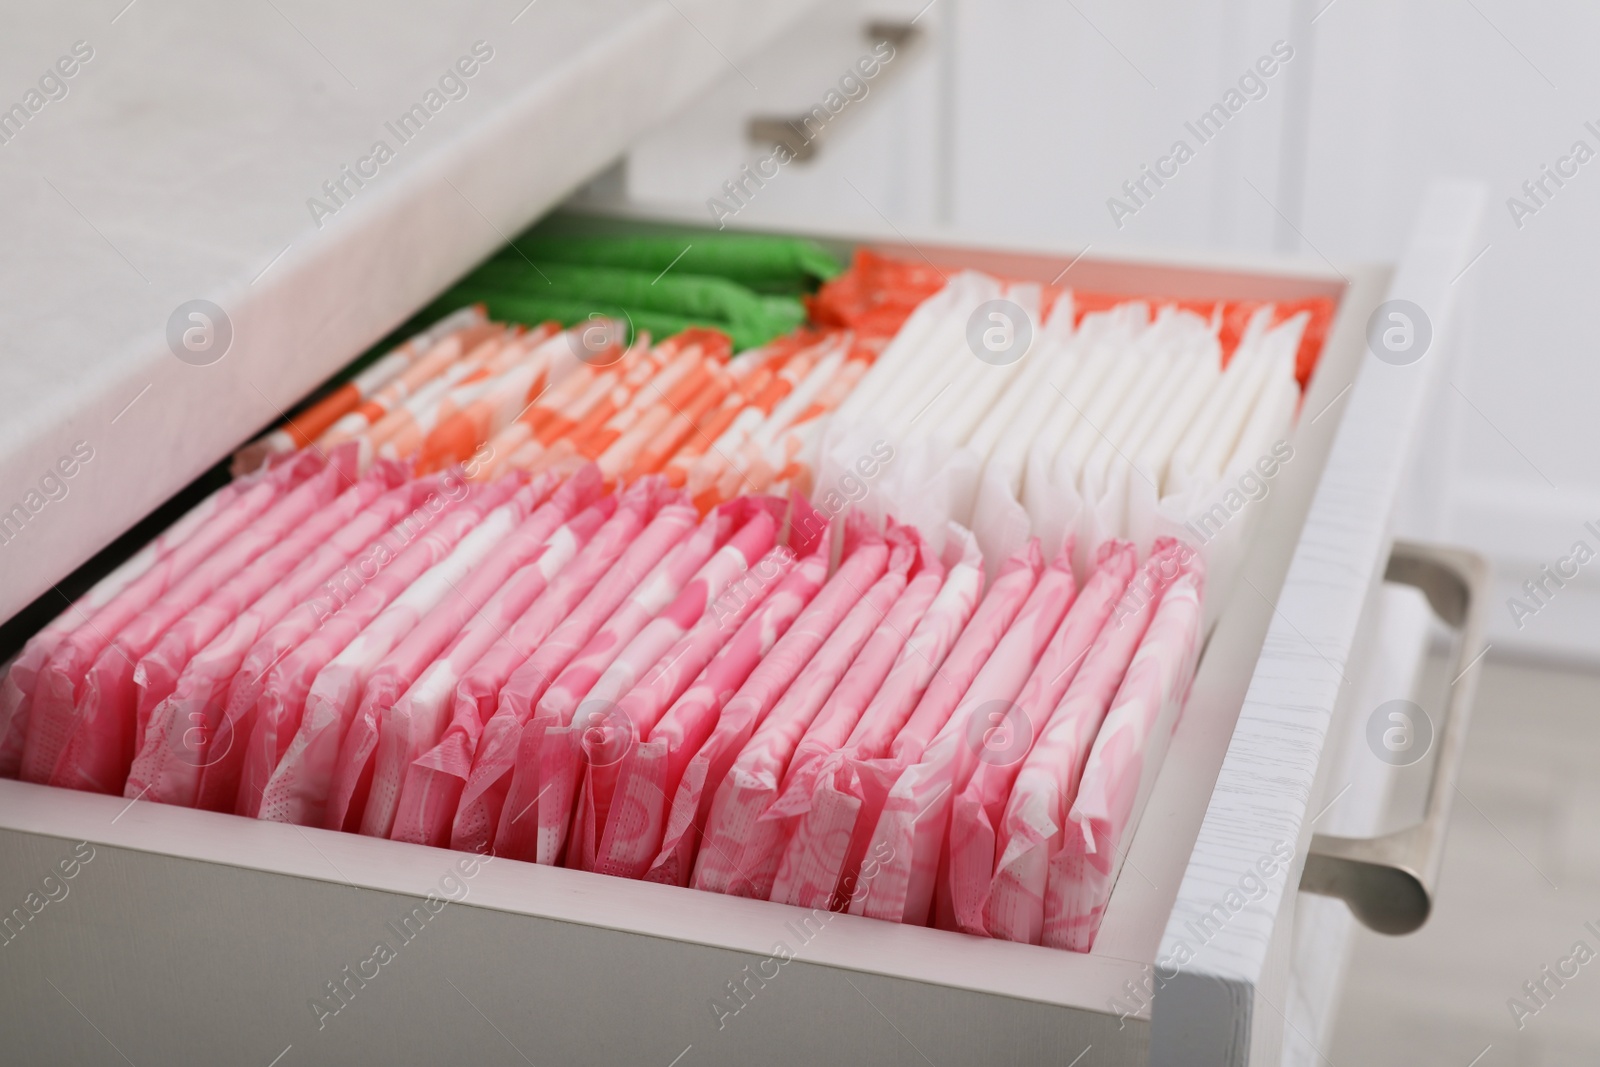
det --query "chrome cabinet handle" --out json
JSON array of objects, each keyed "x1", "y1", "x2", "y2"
[
  {"x1": 1299, "y1": 540, "x2": 1490, "y2": 935},
  {"x1": 745, "y1": 22, "x2": 921, "y2": 163}
]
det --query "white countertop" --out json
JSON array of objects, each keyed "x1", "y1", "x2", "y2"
[{"x1": 0, "y1": 0, "x2": 813, "y2": 620}]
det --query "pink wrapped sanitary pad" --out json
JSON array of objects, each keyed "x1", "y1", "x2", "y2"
[
  {"x1": 532, "y1": 500, "x2": 762, "y2": 727},
  {"x1": 126, "y1": 461, "x2": 406, "y2": 806},
  {"x1": 1044, "y1": 558, "x2": 1203, "y2": 951},
  {"x1": 835, "y1": 543, "x2": 1040, "y2": 925},
  {"x1": 766, "y1": 528, "x2": 946, "y2": 908},
  {"x1": 693, "y1": 524, "x2": 915, "y2": 899},
  {"x1": 764, "y1": 526, "x2": 986, "y2": 911},
  {"x1": 200, "y1": 473, "x2": 453, "y2": 813},
  {"x1": 648, "y1": 516, "x2": 888, "y2": 886},
  {"x1": 490, "y1": 498, "x2": 775, "y2": 863},
  {"x1": 183, "y1": 470, "x2": 423, "y2": 812},
  {"x1": 445, "y1": 484, "x2": 690, "y2": 852},
  {"x1": 21, "y1": 455, "x2": 313, "y2": 788},
  {"x1": 393, "y1": 488, "x2": 689, "y2": 848},
  {"x1": 1, "y1": 477, "x2": 245, "y2": 778},
  {"x1": 947, "y1": 540, "x2": 1138, "y2": 939},
  {"x1": 324, "y1": 470, "x2": 580, "y2": 833},
  {"x1": 922, "y1": 539, "x2": 1080, "y2": 931},
  {"x1": 236, "y1": 472, "x2": 491, "y2": 817},
  {"x1": 593, "y1": 511, "x2": 830, "y2": 880},
  {"x1": 571, "y1": 541, "x2": 798, "y2": 872},
  {"x1": 256, "y1": 475, "x2": 529, "y2": 826},
  {"x1": 534, "y1": 498, "x2": 782, "y2": 866},
  {"x1": 130, "y1": 458, "x2": 392, "y2": 738},
  {"x1": 357, "y1": 476, "x2": 609, "y2": 839},
  {"x1": 44, "y1": 451, "x2": 338, "y2": 794},
  {"x1": 848, "y1": 540, "x2": 1052, "y2": 927}
]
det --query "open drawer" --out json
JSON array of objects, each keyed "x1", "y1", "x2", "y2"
[{"x1": 0, "y1": 182, "x2": 1487, "y2": 1066}]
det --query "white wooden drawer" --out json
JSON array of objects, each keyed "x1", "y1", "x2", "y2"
[
  {"x1": 0, "y1": 180, "x2": 1488, "y2": 1065},
  {"x1": 1282, "y1": 580, "x2": 1435, "y2": 1066}
]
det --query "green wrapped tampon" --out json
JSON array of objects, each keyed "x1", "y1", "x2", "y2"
[
  {"x1": 495, "y1": 232, "x2": 842, "y2": 290},
  {"x1": 447, "y1": 260, "x2": 804, "y2": 345}
]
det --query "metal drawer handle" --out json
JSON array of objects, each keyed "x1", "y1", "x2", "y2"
[
  {"x1": 1299, "y1": 540, "x2": 1490, "y2": 935},
  {"x1": 745, "y1": 22, "x2": 921, "y2": 163}
]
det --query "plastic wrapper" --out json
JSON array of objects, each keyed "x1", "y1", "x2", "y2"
[
  {"x1": 684, "y1": 334, "x2": 833, "y2": 506},
  {"x1": 835, "y1": 541, "x2": 1039, "y2": 924},
  {"x1": 970, "y1": 306, "x2": 1100, "y2": 567},
  {"x1": 17, "y1": 458, "x2": 304, "y2": 787},
  {"x1": 590, "y1": 509, "x2": 830, "y2": 881},
  {"x1": 531, "y1": 500, "x2": 750, "y2": 728},
  {"x1": 570, "y1": 342, "x2": 704, "y2": 463},
  {"x1": 235, "y1": 307, "x2": 486, "y2": 472},
  {"x1": 848, "y1": 541, "x2": 1056, "y2": 927},
  {"x1": 444, "y1": 260, "x2": 804, "y2": 349},
  {"x1": 509, "y1": 233, "x2": 842, "y2": 289},
  {"x1": 532, "y1": 337, "x2": 643, "y2": 444},
  {"x1": 0, "y1": 478, "x2": 246, "y2": 778},
  {"x1": 754, "y1": 526, "x2": 985, "y2": 909},
  {"x1": 717, "y1": 340, "x2": 848, "y2": 498},
  {"x1": 648, "y1": 517, "x2": 889, "y2": 886},
  {"x1": 253, "y1": 475, "x2": 528, "y2": 825},
  {"x1": 178, "y1": 472, "x2": 428, "y2": 813},
  {"x1": 623, "y1": 362, "x2": 735, "y2": 482},
  {"x1": 571, "y1": 541, "x2": 798, "y2": 873},
  {"x1": 552, "y1": 335, "x2": 687, "y2": 458},
  {"x1": 364, "y1": 332, "x2": 519, "y2": 465},
  {"x1": 234, "y1": 473, "x2": 492, "y2": 817},
  {"x1": 1018, "y1": 305, "x2": 1144, "y2": 560},
  {"x1": 445, "y1": 479, "x2": 676, "y2": 853},
  {"x1": 1043, "y1": 564, "x2": 1204, "y2": 951},
  {"x1": 824, "y1": 274, "x2": 966, "y2": 435},
  {"x1": 692, "y1": 524, "x2": 915, "y2": 898},
  {"x1": 883, "y1": 284, "x2": 1042, "y2": 535},
  {"x1": 947, "y1": 540, "x2": 1138, "y2": 939},
  {"x1": 1119, "y1": 331, "x2": 1225, "y2": 550},
  {"x1": 1038, "y1": 310, "x2": 1161, "y2": 569},
  {"x1": 1164, "y1": 308, "x2": 1277, "y2": 499},
  {"x1": 359, "y1": 478, "x2": 610, "y2": 840},
  {"x1": 412, "y1": 330, "x2": 572, "y2": 474},
  {"x1": 766, "y1": 528, "x2": 948, "y2": 908},
  {"x1": 323, "y1": 470, "x2": 582, "y2": 833},
  {"x1": 317, "y1": 322, "x2": 502, "y2": 448},
  {"x1": 808, "y1": 248, "x2": 948, "y2": 341},
  {"x1": 900, "y1": 537, "x2": 1082, "y2": 932},
  {"x1": 660, "y1": 341, "x2": 788, "y2": 488},
  {"x1": 478, "y1": 335, "x2": 647, "y2": 480},
  {"x1": 337, "y1": 329, "x2": 509, "y2": 465},
  {"x1": 1144, "y1": 314, "x2": 1301, "y2": 625},
  {"x1": 35, "y1": 450, "x2": 333, "y2": 794},
  {"x1": 964, "y1": 293, "x2": 1076, "y2": 468},
  {"x1": 762, "y1": 346, "x2": 873, "y2": 498},
  {"x1": 527, "y1": 498, "x2": 783, "y2": 866},
  {"x1": 1071, "y1": 310, "x2": 1210, "y2": 566},
  {"x1": 823, "y1": 274, "x2": 1001, "y2": 532},
  {"x1": 598, "y1": 357, "x2": 730, "y2": 484},
  {"x1": 125, "y1": 462, "x2": 407, "y2": 805},
  {"x1": 130, "y1": 463, "x2": 397, "y2": 726}
]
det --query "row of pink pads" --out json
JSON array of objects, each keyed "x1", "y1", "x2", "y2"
[{"x1": 0, "y1": 448, "x2": 1203, "y2": 951}]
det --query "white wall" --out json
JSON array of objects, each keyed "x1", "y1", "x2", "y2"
[
  {"x1": 945, "y1": 0, "x2": 1297, "y2": 255},
  {"x1": 1296, "y1": 0, "x2": 1600, "y2": 660}
]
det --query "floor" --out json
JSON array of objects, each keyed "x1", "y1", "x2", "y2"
[{"x1": 1329, "y1": 657, "x2": 1600, "y2": 1066}]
